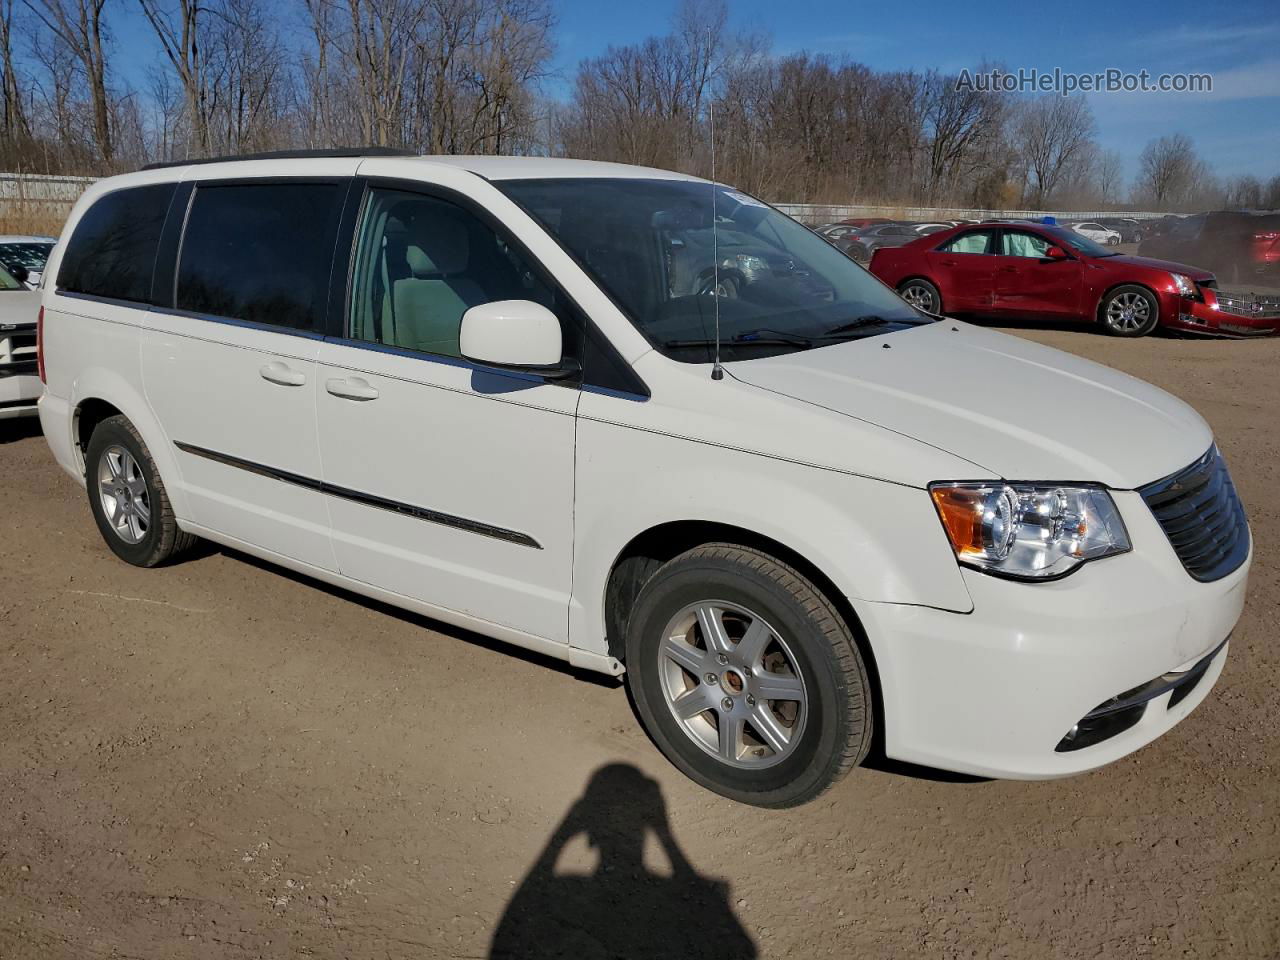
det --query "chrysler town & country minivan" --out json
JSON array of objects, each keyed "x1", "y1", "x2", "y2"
[{"x1": 37, "y1": 152, "x2": 1251, "y2": 806}]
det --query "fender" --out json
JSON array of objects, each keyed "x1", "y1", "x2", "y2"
[{"x1": 568, "y1": 414, "x2": 975, "y2": 659}]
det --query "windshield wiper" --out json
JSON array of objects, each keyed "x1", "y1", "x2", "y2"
[
  {"x1": 822, "y1": 315, "x2": 891, "y2": 336},
  {"x1": 658, "y1": 330, "x2": 818, "y2": 351},
  {"x1": 732, "y1": 328, "x2": 817, "y2": 347}
]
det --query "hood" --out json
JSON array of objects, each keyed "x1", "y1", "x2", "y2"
[
  {"x1": 1107, "y1": 254, "x2": 1214, "y2": 281},
  {"x1": 729, "y1": 320, "x2": 1211, "y2": 489},
  {"x1": 0, "y1": 288, "x2": 39, "y2": 328}
]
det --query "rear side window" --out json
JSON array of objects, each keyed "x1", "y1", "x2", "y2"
[
  {"x1": 938, "y1": 230, "x2": 995, "y2": 255},
  {"x1": 58, "y1": 183, "x2": 176, "y2": 303},
  {"x1": 177, "y1": 182, "x2": 346, "y2": 332}
]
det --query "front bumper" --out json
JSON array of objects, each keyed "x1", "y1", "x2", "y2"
[
  {"x1": 1165, "y1": 289, "x2": 1280, "y2": 337},
  {"x1": 855, "y1": 488, "x2": 1249, "y2": 779}
]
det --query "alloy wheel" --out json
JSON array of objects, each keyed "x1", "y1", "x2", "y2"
[
  {"x1": 900, "y1": 282, "x2": 936, "y2": 312},
  {"x1": 1105, "y1": 291, "x2": 1151, "y2": 334},
  {"x1": 657, "y1": 600, "x2": 808, "y2": 769},
  {"x1": 97, "y1": 445, "x2": 150, "y2": 544}
]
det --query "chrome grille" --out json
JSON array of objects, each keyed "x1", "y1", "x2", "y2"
[{"x1": 1139, "y1": 447, "x2": 1249, "y2": 582}]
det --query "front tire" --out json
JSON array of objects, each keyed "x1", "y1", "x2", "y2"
[
  {"x1": 1100, "y1": 284, "x2": 1159, "y2": 337},
  {"x1": 625, "y1": 544, "x2": 873, "y2": 808},
  {"x1": 85, "y1": 415, "x2": 197, "y2": 567}
]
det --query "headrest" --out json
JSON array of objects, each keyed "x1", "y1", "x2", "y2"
[{"x1": 404, "y1": 216, "x2": 469, "y2": 276}]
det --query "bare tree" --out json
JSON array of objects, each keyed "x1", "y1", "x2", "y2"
[
  {"x1": 23, "y1": 0, "x2": 114, "y2": 164},
  {"x1": 1133, "y1": 133, "x2": 1208, "y2": 210},
  {"x1": 1013, "y1": 94, "x2": 1096, "y2": 208},
  {"x1": 1264, "y1": 175, "x2": 1280, "y2": 211},
  {"x1": 136, "y1": 0, "x2": 212, "y2": 155},
  {"x1": 918, "y1": 70, "x2": 1004, "y2": 203},
  {"x1": 1092, "y1": 149, "x2": 1124, "y2": 205},
  {"x1": 1223, "y1": 174, "x2": 1263, "y2": 210},
  {"x1": 0, "y1": 0, "x2": 30, "y2": 150}
]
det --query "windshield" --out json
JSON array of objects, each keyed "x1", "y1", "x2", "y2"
[
  {"x1": 1046, "y1": 226, "x2": 1115, "y2": 258},
  {"x1": 0, "y1": 242, "x2": 53, "y2": 270},
  {"x1": 498, "y1": 178, "x2": 931, "y2": 362},
  {"x1": 0, "y1": 264, "x2": 23, "y2": 290}
]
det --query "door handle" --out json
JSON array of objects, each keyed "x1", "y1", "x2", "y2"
[
  {"x1": 998, "y1": 266, "x2": 1019, "y2": 273},
  {"x1": 325, "y1": 376, "x2": 379, "y2": 402},
  {"x1": 259, "y1": 361, "x2": 306, "y2": 387},
  {"x1": 940, "y1": 258, "x2": 957, "y2": 267}
]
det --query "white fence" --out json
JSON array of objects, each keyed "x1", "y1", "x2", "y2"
[
  {"x1": 1, "y1": 171, "x2": 1172, "y2": 231},
  {"x1": 0, "y1": 173, "x2": 98, "y2": 232}
]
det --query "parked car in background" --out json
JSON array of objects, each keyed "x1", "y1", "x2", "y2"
[
  {"x1": 1069, "y1": 222, "x2": 1122, "y2": 245},
  {"x1": 843, "y1": 222, "x2": 949, "y2": 262},
  {"x1": 836, "y1": 217, "x2": 893, "y2": 229},
  {"x1": 37, "y1": 152, "x2": 1250, "y2": 807},
  {"x1": 1139, "y1": 211, "x2": 1280, "y2": 283},
  {"x1": 1095, "y1": 218, "x2": 1145, "y2": 243},
  {"x1": 0, "y1": 235, "x2": 57, "y2": 288},
  {"x1": 870, "y1": 220, "x2": 1279, "y2": 337},
  {"x1": 0, "y1": 263, "x2": 41, "y2": 418},
  {"x1": 813, "y1": 222, "x2": 862, "y2": 245}
]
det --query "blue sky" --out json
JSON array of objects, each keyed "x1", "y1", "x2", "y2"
[
  {"x1": 550, "y1": 0, "x2": 1280, "y2": 181},
  {"x1": 106, "y1": 0, "x2": 1279, "y2": 182}
]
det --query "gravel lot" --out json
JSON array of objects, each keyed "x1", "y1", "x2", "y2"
[{"x1": 1, "y1": 320, "x2": 1277, "y2": 959}]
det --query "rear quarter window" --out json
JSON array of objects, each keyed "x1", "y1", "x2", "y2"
[{"x1": 58, "y1": 183, "x2": 177, "y2": 303}]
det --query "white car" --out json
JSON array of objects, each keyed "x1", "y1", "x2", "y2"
[
  {"x1": 1071, "y1": 221, "x2": 1122, "y2": 245},
  {"x1": 0, "y1": 234, "x2": 58, "y2": 288},
  {"x1": 0, "y1": 264, "x2": 41, "y2": 418},
  {"x1": 37, "y1": 153, "x2": 1250, "y2": 807}
]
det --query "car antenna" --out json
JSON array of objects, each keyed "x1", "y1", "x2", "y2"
[{"x1": 709, "y1": 59, "x2": 724, "y2": 382}]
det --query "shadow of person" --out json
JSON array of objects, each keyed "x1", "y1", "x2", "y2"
[{"x1": 490, "y1": 764, "x2": 757, "y2": 960}]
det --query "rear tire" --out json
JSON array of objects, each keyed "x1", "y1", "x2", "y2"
[
  {"x1": 85, "y1": 415, "x2": 197, "y2": 567},
  {"x1": 625, "y1": 544, "x2": 873, "y2": 808},
  {"x1": 1100, "y1": 284, "x2": 1159, "y2": 337},
  {"x1": 898, "y1": 278, "x2": 942, "y2": 315}
]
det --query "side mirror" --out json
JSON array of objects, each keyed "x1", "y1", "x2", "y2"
[
  {"x1": 7, "y1": 263, "x2": 29, "y2": 283},
  {"x1": 1044, "y1": 246, "x2": 1068, "y2": 261},
  {"x1": 460, "y1": 300, "x2": 572, "y2": 377}
]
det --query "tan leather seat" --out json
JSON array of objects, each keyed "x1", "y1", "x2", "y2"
[{"x1": 392, "y1": 216, "x2": 486, "y2": 357}]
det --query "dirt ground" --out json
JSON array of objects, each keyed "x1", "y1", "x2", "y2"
[{"x1": 2, "y1": 320, "x2": 1278, "y2": 960}]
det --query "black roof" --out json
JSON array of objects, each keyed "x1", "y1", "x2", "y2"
[{"x1": 141, "y1": 147, "x2": 418, "y2": 171}]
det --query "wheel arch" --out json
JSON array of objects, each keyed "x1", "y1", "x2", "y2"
[
  {"x1": 69, "y1": 370, "x2": 190, "y2": 519},
  {"x1": 601, "y1": 520, "x2": 882, "y2": 706}
]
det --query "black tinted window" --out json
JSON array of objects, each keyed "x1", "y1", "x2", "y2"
[
  {"x1": 177, "y1": 182, "x2": 346, "y2": 331},
  {"x1": 59, "y1": 184, "x2": 176, "y2": 302}
]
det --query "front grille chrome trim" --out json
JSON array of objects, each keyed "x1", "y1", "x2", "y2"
[{"x1": 1138, "y1": 446, "x2": 1249, "y2": 582}]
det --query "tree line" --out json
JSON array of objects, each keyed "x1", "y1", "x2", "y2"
[{"x1": 2, "y1": 0, "x2": 1276, "y2": 213}]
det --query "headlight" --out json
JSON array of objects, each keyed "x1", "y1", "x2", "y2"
[
  {"x1": 929, "y1": 482, "x2": 1131, "y2": 580},
  {"x1": 1170, "y1": 272, "x2": 1196, "y2": 297}
]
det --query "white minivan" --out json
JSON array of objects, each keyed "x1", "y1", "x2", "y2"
[{"x1": 37, "y1": 151, "x2": 1251, "y2": 807}]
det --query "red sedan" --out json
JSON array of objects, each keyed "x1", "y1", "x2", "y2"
[{"x1": 869, "y1": 221, "x2": 1280, "y2": 337}]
